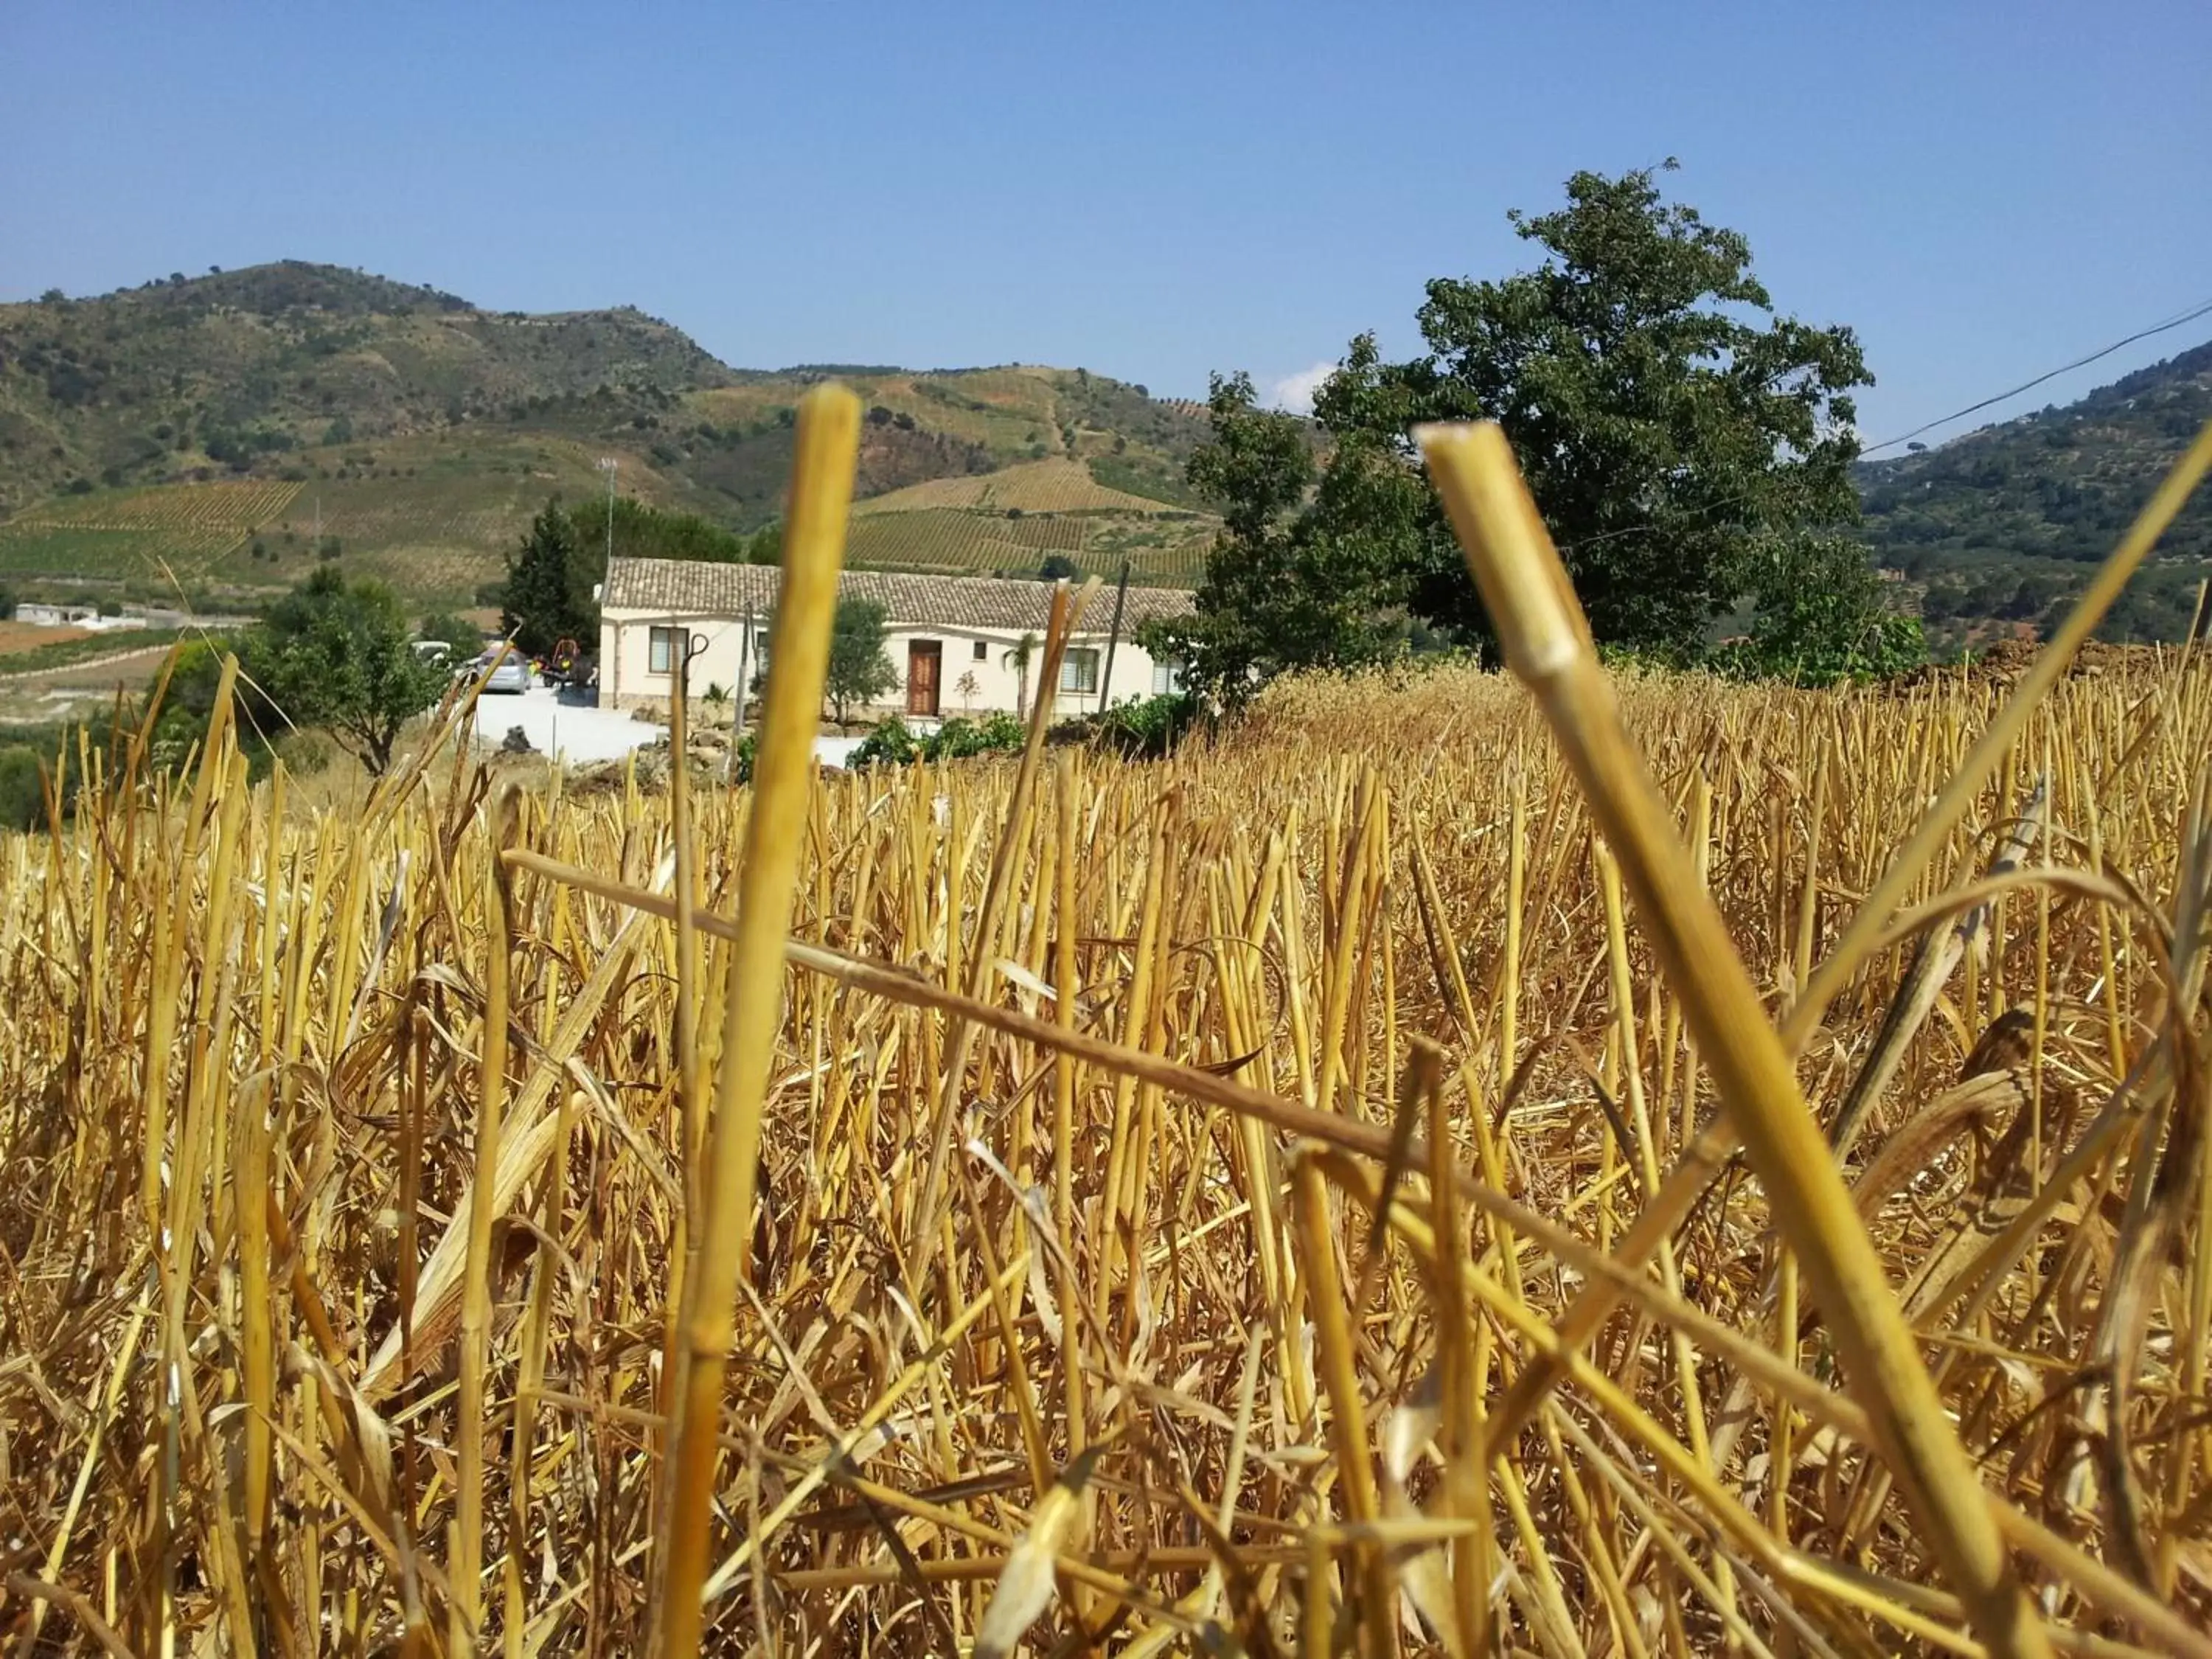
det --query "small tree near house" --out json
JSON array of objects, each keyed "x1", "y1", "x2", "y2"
[
  {"x1": 1001, "y1": 632, "x2": 1039, "y2": 720},
  {"x1": 824, "y1": 597, "x2": 897, "y2": 727},
  {"x1": 245, "y1": 566, "x2": 450, "y2": 775}
]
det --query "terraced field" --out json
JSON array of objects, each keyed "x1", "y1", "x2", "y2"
[
  {"x1": 844, "y1": 503, "x2": 1211, "y2": 584},
  {"x1": 689, "y1": 367, "x2": 1067, "y2": 461},
  {"x1": 0, "y1": 435, "x2": 674, "y2": 605},
  {"x1": 852, "y1": 456, "x2": 1167, "y2": 514},
  {"x1": 0, "y1": 380, "x2": 1214, "y2": 605}
]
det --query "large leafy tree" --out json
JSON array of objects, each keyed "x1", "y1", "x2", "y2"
[
  {"x1": 568, "y1": 496, "x2": 779, "y2": 575},
  {"x1": 1177, "y1": 164, "x2": 1898, "y2": 689},
  {"x1": 1321, "y1": 164, "x2": 1874, "y2": 653},
  {"x1": 246, "y1": 566, "x2": 451, "y2": 773}
]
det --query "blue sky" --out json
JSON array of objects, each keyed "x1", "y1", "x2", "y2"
[{"x1": 4, "y1": 1, "x2": 2206, "y2": 442}]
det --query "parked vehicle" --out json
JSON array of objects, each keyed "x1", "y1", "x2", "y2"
[{"x1": 463, "y1": 646, "x2": 531, "y2": 694}]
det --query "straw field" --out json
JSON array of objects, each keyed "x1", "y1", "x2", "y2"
[{"x1": 2, "y1": 398, "x2": 2210, "y2": 1657}]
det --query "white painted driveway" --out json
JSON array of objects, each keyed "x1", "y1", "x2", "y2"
[
  {"x1": 468, "y1": 685, "x2": 862, "y2": 769},
  {"x1": 471, "y1": 685, "x2": 659, "y2": 765}
]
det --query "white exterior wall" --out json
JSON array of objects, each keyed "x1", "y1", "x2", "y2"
[
  {"x1": 601, "y1": 609, "x2": 768, "y2": 712},
  {"x1": 600, "y1": 608, "x2": 1177, "y2": 720}
]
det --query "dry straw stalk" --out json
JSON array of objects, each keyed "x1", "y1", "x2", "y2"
[
  {"x1": 652, "y1": 382, "x2": 860, "y2": 1656},
  {"x1": 1417, "y1": 417, "x2": 2047, "y2": 1659}
]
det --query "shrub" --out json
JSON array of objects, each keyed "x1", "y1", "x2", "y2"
[
  {"x1": 923, "y1": 714, "x2": 1025, "y2": 761},
  {"x1": 850, "y1": 716, "x2": 919, "y2": 769},
  {"x1": 0, "y1": 748, "x2": 49, "y2": 831},
  {"x1": 1083, "y1": 691, "x2": 1199, "y2": 758},
  {"x1": 967, "y1": 712, "x2": 1026, "y2": 753},
  {"x1": 852, "y1": 712, "x2": 1026, "y2": 770},
  {"x1": 274, "y1": 729, "x2": 334, "y2": 777}
]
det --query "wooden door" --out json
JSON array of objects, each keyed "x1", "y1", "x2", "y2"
[{"x1": 906, "y1": 639, "x2": 942, "y2": 717}]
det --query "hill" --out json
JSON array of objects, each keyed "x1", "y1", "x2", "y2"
[
  {"x1": 1857, "y1": 339, "x2": 2212, "y2": 645},
  {"x1": 0, "y1": 262, "x2": 1216, "y2": 608}
]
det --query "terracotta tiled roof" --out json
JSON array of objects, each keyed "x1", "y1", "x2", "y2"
[{"x1": 600, "y1": 557, "x2": 1195, "y2": 633}]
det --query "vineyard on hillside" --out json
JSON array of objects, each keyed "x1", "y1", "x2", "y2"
[
  {"x1": 852, "y1": 456, "x2": 1172, "y2": 515},
  {"x1": 0, "y1": 479, "x2": 302, "y2": 575}
]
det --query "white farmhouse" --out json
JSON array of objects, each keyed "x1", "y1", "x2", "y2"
[{"x1": 597, "y1": 557, "x2": 1194, "y2": 721}]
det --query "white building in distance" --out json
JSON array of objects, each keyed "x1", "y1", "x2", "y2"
[{"x1": 597, "y1": 557, "x2": 1194, "y2": 722}]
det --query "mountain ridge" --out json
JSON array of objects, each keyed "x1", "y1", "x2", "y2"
[
  {"x1": 9, "y1": 260, "x2": 2211, "y2": 643},
  {"x1": 0, "y1": 262, "x2": 1215, "y2": 607},
  {"x1": 1857, "y1": 336, "x2": 2212, "y2": 643}
]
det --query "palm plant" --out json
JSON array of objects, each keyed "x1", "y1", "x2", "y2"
[{"x1": 1001, "y1": 631, "x2": 1039, "y2": 720}]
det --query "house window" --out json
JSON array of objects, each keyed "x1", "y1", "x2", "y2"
[
  {"x1": 973, "y1": 639, "x2": 987, "y2": 661},
  {"x1": 649, "y1": 625, "x2": 681, "y2": 675},
  {"x1": 1152, "y1": 657, "x2": 1185, "y2": 695},
  {"x1": 1060, "y1": 647, "x2": 1100, "y2": 696}
]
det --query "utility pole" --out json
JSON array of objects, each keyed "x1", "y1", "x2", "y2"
[
  {"x1": 597, "y1": 456, "x2": 618, "y2": 572},
  {"x1": 735, "y1": 605, "x2": 754, "y2": 741},
  {"x1": 1099, "y1": 557, "x2": 1130, "y2": 709}
]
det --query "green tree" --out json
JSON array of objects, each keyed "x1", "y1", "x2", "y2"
[
  {"x1": 1161, "y1": 375, "x2": 1411, "y2": 706},
  {"x1": 418, "y1": 609, "x2": 482, "y2": 661},
  {"x1": 0, "y1": 748, "x2": 49, "y2": 831},
  {"x1": 501, "y1": 498, "x2": 595, "y2": 656},
  {"x1": 145, "y1": 639, "x2": 267, "y2": 773},
  {"x1": 1001, "y1": 630, "x2": 1040, "y2": 720},
  {"x1": 1714, "y1": 536, "x2": 1923, "y2": 685},
  {"x1": 247, "y1": 567, "x2": 450, "y2": 774},
  {"x1": 1318, "y1": 162, "x2": 1874, "y2": 655},
  {"x1": 824, "y1": 597, "x2": 897, "y2": 726},
  {"x1": 568, "y1": 496, "x2": 777, "y2": 575},
  {"x1": 1172, "y1": 164, "x2": 1895, "y2": 692}
]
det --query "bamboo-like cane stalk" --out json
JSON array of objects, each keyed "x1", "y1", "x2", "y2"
[
  {"x1": 1464, "y1": 422, "x2": 2212, "y2": 1490},
  {"x1": 1416, "y1": 420, "x2": 2051, "y2": 1659},
  {"x1": 651, "y1": 382, "x2": 860, "y2": 1659},
  {"x1": 453, "y1": 782, "x2": 520, "y2": 1655}
]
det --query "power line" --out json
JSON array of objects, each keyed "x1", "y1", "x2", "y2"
[
  {"x1": 1859, "y1": 293, "x2": 2212, "y2": 456},
  {"x1": 1551, "y1": 296, "x2": 2212, "y2": 554}
]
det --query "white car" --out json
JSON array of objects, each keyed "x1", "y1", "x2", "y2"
[{"x1": 465, "y1": 648, "x2": 532, "y2": 693}]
